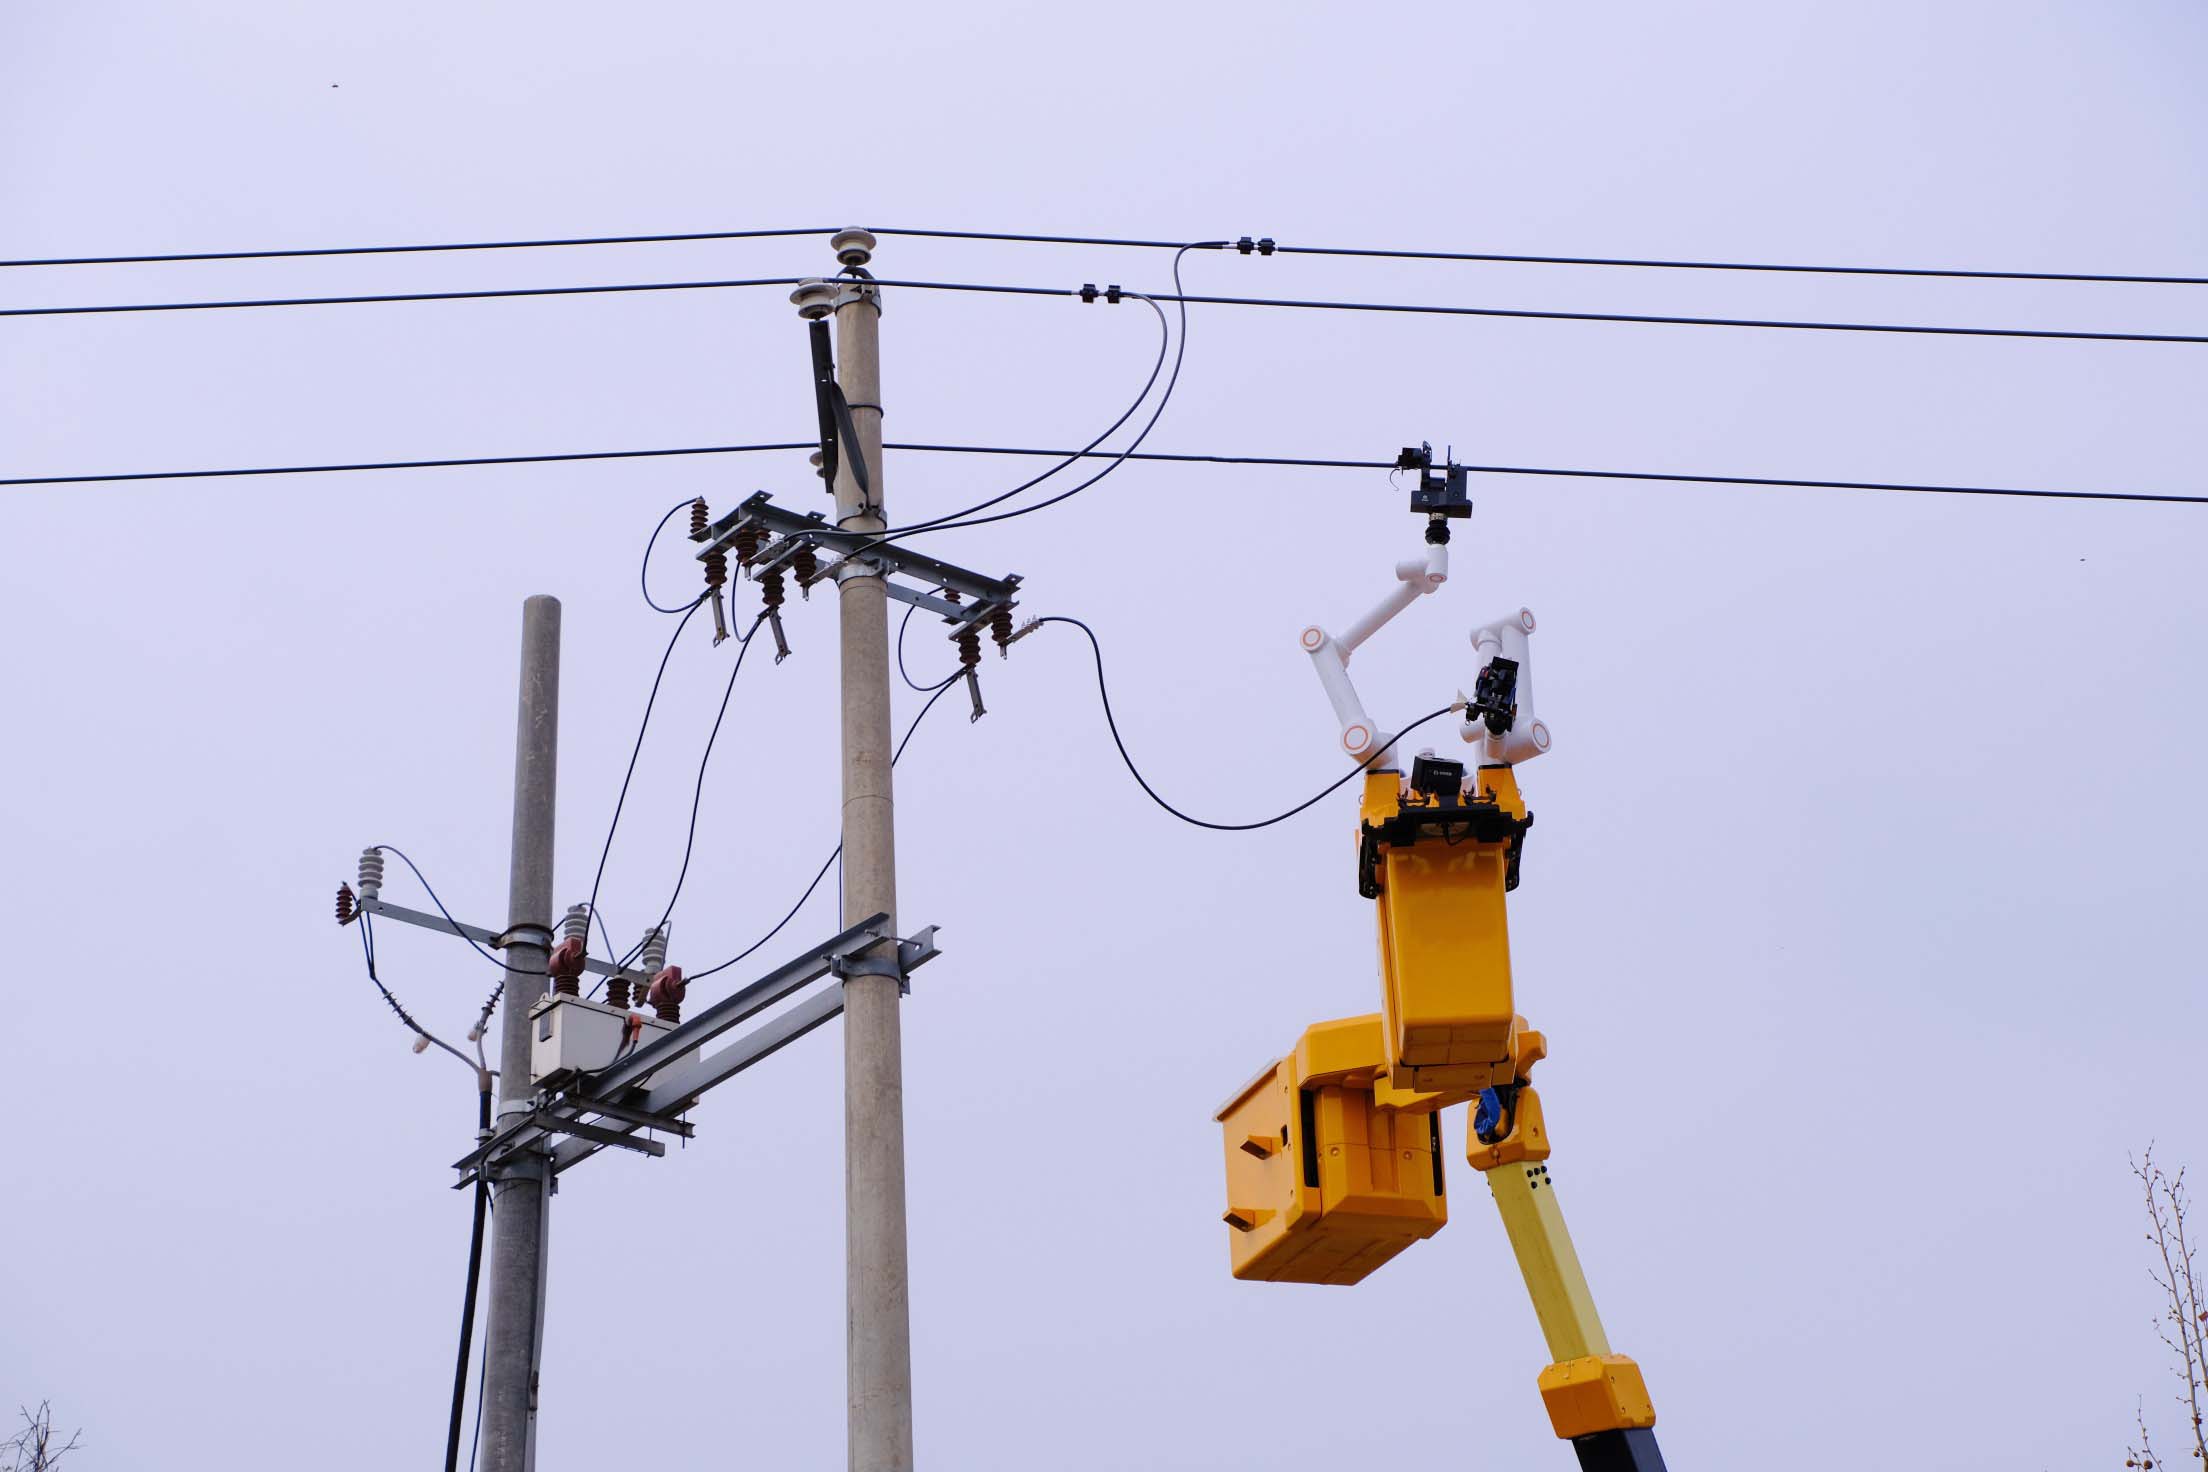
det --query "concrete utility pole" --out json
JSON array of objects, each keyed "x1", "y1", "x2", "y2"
[
  {"x1": 800, "y1": 230, "x2": 916, "y2": 1471},
  {"x1": 480, "y1": 594, "x2": 561, "y2": 1472}
]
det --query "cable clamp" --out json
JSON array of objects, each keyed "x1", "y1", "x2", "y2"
[
  {"x1": 492, "y1": 923, "x2": 554, "y2": 951},
  {"x1": 1075, "y1": 283, "x2": 1123, "y2": 304},
  {"x1": 1235, "y1": 236, "x2": 1276, "y2": 256}
]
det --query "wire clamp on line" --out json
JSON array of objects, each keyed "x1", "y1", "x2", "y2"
[
  {"x1": 1077, "y1": 283, "x2": 1124, "y2": 304},
  {"x1": 1235, "y1": 236, "x2": 1277, "y2": 256}
]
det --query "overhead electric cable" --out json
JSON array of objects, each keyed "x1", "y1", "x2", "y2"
[
  {"x1": 0, "y1": 275, "x2": 802, "y2": 317},
  {"x1": 614, "y1": 609, "x2": 773, "y2": 975},
  {"x1": 369, "y1": 845, "x2": 536, "y2": 973},
  {"x1": 7, "y1": 223, "x2": 2201, "y2": 285},
  {"x1": 0, "y1": 227, "x2": 836, "y2": 268},
  {"x1": 895, "y1": 604, "x2": 963, "y2": 694},
  {"x1": 688, "y1": 672, "x2": 960, "y2": 984},
  {"x1": 1037, "y1": 615, "x2": 1460, "y2": 832},
  {"x1": 858, "y1": 247, "x2": 1210, "y2": 548},
  {"x1": 641, "y1": 496, "x2": 713, "y2": 614},
  {"x1": 4, "y1": 438, "x2": 2200, "y2": 505},
  {"x1": 353, "y1": 908, "x2": 477, "y2": 1070},
  {"x1": 0, "y1": 443, "x2": 814, "y2": 486},
  {"x1": 14, "y1": 271, "x2": 2204, "y2": 345},
  {"x1": 584, "y1": 590, "x2": 708, "y2": 981},
  {"x1": 864, "y1": 277, "x2": 2208, "y2": 346},
  {"x1": 865, "y1": 288, "x2": 1176, "y2": 543}
]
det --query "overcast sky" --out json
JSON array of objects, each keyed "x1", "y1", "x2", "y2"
[{"x1": 5, "y1": 3, "x2": 2206, "y2": 1468}]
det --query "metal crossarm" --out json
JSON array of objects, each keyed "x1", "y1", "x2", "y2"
[
  {"x1": 359, "y1": 894, "x2": 655, "y2": 990},
  {"x1": 451, "y1": 914, "x2": 941, "y2": 1185}
]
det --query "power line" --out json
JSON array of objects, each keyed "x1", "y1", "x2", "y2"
[
  {"x1": 1037, "y1": 615, "x2": 1461, "y2": 832},
  {"x1": 584, "y1": 589, "x2": 707, "y2": 984},
  {"x1": 351, "y1": 907, "x2": 478, "y2": 1070},
  {"x1": 0, "y1": 442, "x2": 813, "y2": 486},
  {"x1": 14, "y1": 270, "x2": 2205, "y2": 345},
  {"x1": 6, "y1": 437, "x2": 2198, "y2": 505},
  {"x1": 7, "y1": 222, "x2": 2201, "y2": 286},
  {"x1": 866, "y1": 277, "x2": 2208, "y2": 347},
  {"x1": 369, "y1": 845, "x2": 536, "y2": 973},
  {"x1": 1258, "y1": 242, "x2": 2208, "y2": 287},
  {"x1": 612, "y1": 609, "x2": 774, "y2": 975},
  {"x1": 858, "y1": 248, "x2": 1211, "y2": 550},
  {"x1": 0, "y1": 275, "x2": 801, "y2": 318},
  {"x1": 0, "y1": 227, "x2": 836, "y2": 269},
  {"x1": 687, "y1": 672, "x2": 961, "y2": 985},
  {"x1": 863, "y1": 289, "x2": 1176, "y2": 544}
]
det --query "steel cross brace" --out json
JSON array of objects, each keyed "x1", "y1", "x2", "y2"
[
  {"x1": 451, "y1": 913, "x2": 941, "y2": 1184},
  {"x1": 358, "y1": 894, "x2": 654, "y2": 991}
]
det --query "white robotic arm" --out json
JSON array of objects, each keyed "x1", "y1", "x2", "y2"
[
  {"x1": 1299, "y1": 537, "x2": 1449, "y2": 769},
  {"x1": 1300, "y1": 544, "x2": 1553, "y2": 774},
  {"x1": 1465, "y1": 609, "x2": 1552, "y2": 765}
]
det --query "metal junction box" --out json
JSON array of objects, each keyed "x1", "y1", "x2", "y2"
[
  {"x1": 1216, "y1": 1016, "x2": 1447, "y2": 1285},
  {"x1": 529, "y1": 995, "x2": 680, "y2": 1091}
]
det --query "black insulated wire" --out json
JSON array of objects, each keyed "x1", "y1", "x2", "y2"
[
  {"x1": 862, "y1": 277, "x2": 2208, "y2": 347},
  {"x1": 688, "y1": 671, "x2": 961, "y2": 984},
  {"x1": 0, "y1": 442, "x2": 817, "y2": 487},
  {"x1": 584, "y1": 591, "x2": 708, "y2": 988},
  {"x1": 7, "y1": 222, "x2": 2200, "y2": 285},
  {"x1": 0, "y1": 226, "x2": 842, "y2": 268},
  {"x1": 614, "y1": 609, "x2": 773, "y2": 975},
  {"x1": 18, "y1": 269, "x2": 2206, "y2": 344},
  {"x1": 445, "y1": 1086, "x2": 492, "y2": 1472},
  {"x1": 0, "y1": 275, "x2": 805, "y2": 318},
  {"x1": 367, "y1": 845, "x2": 538, "y2": 974},
  {"x1": 5, "y1": 438, "x2": 2201, "y2": 505},
  {"x1": 1038, "y1": 614, "x2": 1459, "y2": 832},
  {"x1": 858, "y1": 282, "x2": 1183, "y2": 549}
]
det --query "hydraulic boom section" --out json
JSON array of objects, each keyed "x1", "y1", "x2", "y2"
[{"x1": 1215, "y1": 446, "x2": 1666, "y2": 1471}]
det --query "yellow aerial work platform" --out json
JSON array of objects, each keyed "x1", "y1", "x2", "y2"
[
  {"x1": 1215, "y1": 1015, "x2": 1446, "y2": 1285},
  {"x1": 1219, "y1": 487, "x2": 1668, "y2": 1471}
]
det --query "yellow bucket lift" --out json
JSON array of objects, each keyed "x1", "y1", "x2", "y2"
[
  {"x1": 1216, "y1": 1015, "x2": 1446, "y2": 1285},
  {"x1": 1221, "y1": 451, "x2": 1666, "y2": 1472}
]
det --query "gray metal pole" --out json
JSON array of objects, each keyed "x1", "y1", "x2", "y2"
[
  {"x1": 480, "y1": 594, "x2": 561, "y2": 1472},
  {"x1": 818, "y1": 231, "x2": 916, "y2": 1472}
]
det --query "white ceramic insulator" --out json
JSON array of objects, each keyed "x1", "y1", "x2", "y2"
[
  {"x1": 560, "y1": 904, "x2": 592, "y2": 946},
  {"x1": 638, "y1": 924, "x2": 670, "y2": 975},
  {"x1": 357, "y1": 847, "x2": 384, "y2": 902}
]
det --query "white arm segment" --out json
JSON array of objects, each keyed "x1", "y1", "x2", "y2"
[
  {"x1": 1301, "y1": 540, "x2": 1449, "y2": 766},
  {"x1": 1465, "y1": 607, "x2": 1552, "y2": 764}
]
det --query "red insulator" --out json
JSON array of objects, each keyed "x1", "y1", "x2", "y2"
[
  {"x1": 956, "y1": 627, "x2": 981, "y2": 670},
  {"x1": 688, "y1": 497, "x2": 709, "y2": 538},
  {"x1": 647, "y1": 965, "x2": 687, "y2": 1024},
  {"x1": 734, "y1": 523, "x2": 765, "y2": 569},
  {"x1": 336, "y1": 883, "x2": 356, "y2": 926},
  {"x1": 547, "y1": 935, "x2": 587, "y2": 997},
  {"x1": 990, "y1": 606, "x2": 1014, "y2": 654}
]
